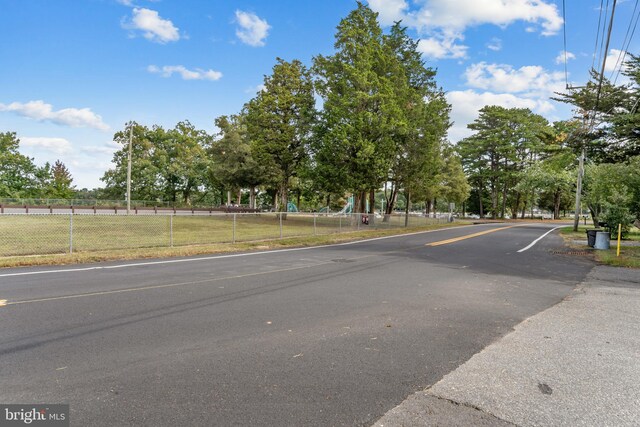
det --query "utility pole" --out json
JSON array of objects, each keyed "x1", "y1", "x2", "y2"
[
  {"x1": 126, "y1": 123, "x2": 133, "y2": 215},
  {"x1": 572, "y1": 146, "x2": 585, "y2": 231}
]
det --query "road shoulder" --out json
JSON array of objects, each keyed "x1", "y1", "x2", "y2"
[{"x1": 373, "y1": 265, "x2": 640, "y2": 426}]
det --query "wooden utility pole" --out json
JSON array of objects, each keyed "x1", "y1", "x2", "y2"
[
  {"x1": 572, "y1": 146, "x2": 584, "y2": 231},
  {"x1": 126, "y1": 123, "x2": 133, "y2": 215}
]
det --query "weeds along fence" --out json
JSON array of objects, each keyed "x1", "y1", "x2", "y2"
[{"x1": 0, "y1": 212, "x2": 453, "y2": 257}]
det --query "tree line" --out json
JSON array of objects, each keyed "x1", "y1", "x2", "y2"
[
  {"x1": 458, "y1": 54, "x2": 640, "y2": 233},
  {"x1": 0, "y1": 132, "x2": 75, "y2": 200},
  {"x1": 100, "y1": 3, "x2": 469, "y2": 215},
  {"x1": 3, "y1": 2, "x2": 637, "y2": 230}
]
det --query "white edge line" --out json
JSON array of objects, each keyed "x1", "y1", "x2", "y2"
[
  {"x1": 0, "y1": 224, "x2": 486, "y2": 278},
  {"x1": 517, "y1": 226, "x2": 564, "y2": 253}
]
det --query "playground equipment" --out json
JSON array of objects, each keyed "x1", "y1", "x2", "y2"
[
  {"x1": 335, "y1": 196, "x2": 353, "y2": 215},
  {"x1": 287, "y1": 202, "x2": 298, "y2": 212},
  {"x1": 333, "y1": 196, "x2": 369, "y2": 216}
]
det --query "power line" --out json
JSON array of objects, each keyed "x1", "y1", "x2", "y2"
[
  {"x1": 592, "y1": 0, "x2": 606, "y2": 70},
  {"x1": 610, "y1": 0, "x2": 640, "y2": 84},
  {"x1": 562, "y1": 0, "x2": 570, "y2": 88},
  {"x1": 598, "y1": 0, "x2": 612, "y2": 71},
  {"x1": 593, "y1": 0, "x2": 618, "y2": 114}
]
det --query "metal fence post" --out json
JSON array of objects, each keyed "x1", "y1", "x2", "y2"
[
  {"x1": 313, "y1": 212, "x2": 317, "y2": 236},
  {"x1": 339, "y1": 215, "x2": 342, "y2": 233},
  {"x1": 69, "y1": 213, "x2": 73, "y2": 254},
  {"x1": 233, "y1": 213, "x2": 236, "y2": 244},
  {"x1": 279, "y1": 212, "x2": 283, "y2": 239},
  {"x1": 170, "y1": 215, "x2": 174, "y2": 247}
]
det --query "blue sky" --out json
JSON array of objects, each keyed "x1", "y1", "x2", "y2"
[{"x1": 1, "y1": 0, "x2": 637, "y2": 189}]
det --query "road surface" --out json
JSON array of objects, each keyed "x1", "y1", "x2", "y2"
[{"x1": 0, "y1": 222, "x2": 592, "y2": 426}]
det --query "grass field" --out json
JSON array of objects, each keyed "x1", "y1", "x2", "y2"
[{"x1": 0, "y1": 212, "x2": 450, "y2": 258}]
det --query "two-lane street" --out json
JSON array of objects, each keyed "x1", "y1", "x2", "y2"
[{"x1": 0, "y1": 223, "x2": 593, "y2": 426}]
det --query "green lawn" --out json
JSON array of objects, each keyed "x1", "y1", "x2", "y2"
[
  {"x1": 560, "y1": 225, "x2": 640, "y2": 268},
  {"x1": 0, "y1": 213, "x2": 451, "y2": 257}
]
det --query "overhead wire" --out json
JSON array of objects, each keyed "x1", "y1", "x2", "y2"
[
  {"x1": 592, "y1": 0, "x2": 606, "y2": 70},
  {"x1": 592, "y1": 0, "x2": 618, "y2": 128},
  {"x1": 610, "y1": 0, "x2": 640, "y2": 85},
  {"x1": 562, "y1": 0, "x2": 570, "y2": 88},
  {"x1": 597, "y1": 0, "x2": 611, "y2": 72}
]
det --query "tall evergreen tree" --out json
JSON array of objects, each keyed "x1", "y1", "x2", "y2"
[
  {"x1": 313, "y1": 2, "x2": 401, "y2": 213},
  {"x1": 383, "y1": 23, "x2": 451, "y2": 217},
  {"x1": 245, "y1": 58, "x2": 316, "y2": 213},
  {"x1": 458, "y1": 106, "x2": 549, "y2": 218},
  {"x1": 49, "y1": 160, "x2": 75, "y2": 199}
]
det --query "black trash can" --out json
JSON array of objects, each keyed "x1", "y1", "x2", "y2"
[{"x1": 586, "y1": 229, "x2": 599, "y2": 247}]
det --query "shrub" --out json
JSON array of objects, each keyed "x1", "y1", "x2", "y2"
[{"x1": 600, "y1": 205, "x2": 635, "y2": 238}]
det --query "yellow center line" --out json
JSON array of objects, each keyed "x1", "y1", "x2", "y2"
[
  {"x1": 0, "y1": 299, "x2": 7, "y2": 307},
  {"x1": 426, "y1": 225, "x2": 519, "y2": 247}
]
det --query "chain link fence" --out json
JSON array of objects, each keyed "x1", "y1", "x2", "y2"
[
  {"x1": 0, "y1": 198, "x2": 172, "y2": 207},
  {"x1": 0, "y1": 212, "x2": 452, "y2": 257}
]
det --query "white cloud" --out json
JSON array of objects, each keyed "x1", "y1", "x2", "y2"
[
  {"x1": 244, "y1": 84, "x2": 266, "y2": 94},
  {"x1": 116, "y1": 0, "x2": 134, "y2": 6},
  {"x1": 416, "y1": 0, "x2": 561, "y2": 35},
  {"x1": 555, "y1": 50, "x2": 576, "y2": 65},
  {"x1": 463, "y1": 62, "x2": 565, "y2": 95},
  {"x1": 124, "y1": 8, "x2": 180, "y2": 43},
  {"x1": 0, "y1": 100, "x2": 109, "y2": 131},
  {"x1": 368, "y1": 0, "x2": 562, "y2": 59},
  {"x1": 447, "y1": 90, "x2": 555, "y2": 141},
  {"x1": 368, "y1": 0, "x2": 408, "y2": 25},
  {"x1": 604, "y1": 48, "x2": 627, "y2": 73},
  {"x1": 147, "y1": 65, "x2": 223, "y2": 81},
  {"x1": 234, "y1": 10, "x2": 270, "y2": 47},
  {"x1": 20, "y1": 137, "x2": 73, "y2": 155},
  {"x1": 486, "y1": 37, "x2": 502, "y2": 51},
  {"x1": 447, "y1": 60, "x2": 570, "y2": 143},
  {"x1": 418, "y1": 36, "x2": 468, "y2": 59},
  {"x1": 80, "y1": 141, "x2": 120, "y2": 156}
]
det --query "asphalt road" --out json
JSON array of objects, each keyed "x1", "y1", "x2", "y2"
[{"x1": 0, "y1": 222, "x2": 593, "y2": 426}]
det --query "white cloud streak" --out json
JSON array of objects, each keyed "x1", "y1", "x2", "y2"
[
  {"x1": 486, "y1": 37, "x2": 502, "y2": 51},
  {"x1": 604, "y1": 49, "x2": 627, "y2": 73},
  {"x1": 20, "y1": 137, "x2": 73, "y2": 155},
  {"x1": 368, "y1": 0, "x2": 408, "y2": 25},
  {"x1": 0, "y1": 100, "x2": 109, "y2": 131},
  {"x1": 147, "y1": 65, "x2": 223, "y2": 81},
  {"x1": 418, "y1": 37, "x2": 467, "y2": 59},
  {"x1": 447, "y1": 60, "x2": 566, "y2": 142},
  {"x1": 234, "y1": 10, "x2": 270, "y2": 47},
  {"x1": 447, "y1": 90, "x2": 555, "y2": 141},
  {"x1": 368, "y1": 0, "x2": 563, "y2": 59},
  {"x1": 464, "y1": 62, "x2": 565, "y2": 95},
  {"x1": 124, "y1": 8, "x2": 180, "y2": 43},
  {"x1": 555, "y1": 50, "x2": 576, "y2": 65}
]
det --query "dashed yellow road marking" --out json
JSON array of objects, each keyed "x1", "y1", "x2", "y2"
[
  {"x1": 1, "y1": 224, "x2": 504, "y2": 307},
  {"x1": 426, "y1": 225, "x2": 518, "y2": 247}
]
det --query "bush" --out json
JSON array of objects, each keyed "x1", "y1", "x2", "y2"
[{"x1": 600, "y1": 205, "x2": 635, "y2": 238}]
